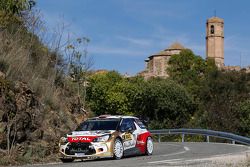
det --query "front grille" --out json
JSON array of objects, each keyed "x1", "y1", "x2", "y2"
[{"x1": 65, "y1": 142, "x2": 96, "y2": 155}]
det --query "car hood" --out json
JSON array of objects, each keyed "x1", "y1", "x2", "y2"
[
  {"x1": 67, "y1": 130, "x2": 115, "y2": 143},
  {"x1": 70, "y1": 130, "x2": 115, "y2": 136}
]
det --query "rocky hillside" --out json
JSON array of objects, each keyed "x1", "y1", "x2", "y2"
[
  {"x1": 0, "y1": 1, "x2": 93, "y2": 164},
  {"x1": 0, "y1": 72, "x2": 89, "y2": 165}
]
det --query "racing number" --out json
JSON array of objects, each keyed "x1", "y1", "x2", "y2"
[{"x1": 123, "y1": 133, "x2": 132, "y2": 140}]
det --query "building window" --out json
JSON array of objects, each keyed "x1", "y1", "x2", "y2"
[{"x1": 210, "y1": 25, "x2": 214, "y2": 34}]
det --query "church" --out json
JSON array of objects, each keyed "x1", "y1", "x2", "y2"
[{"x1": 139, "y1": 16, "x2": 245, "y2": 79}]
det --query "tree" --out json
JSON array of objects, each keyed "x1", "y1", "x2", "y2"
[
  {"x1": 87, "y1": 72, "x2": 196, "y2": 128},
  {"x1": 236, "y1": 100, "x2": 250, "y2": 136},
  {"x1": 142, "y1": 78, "x2": 196, "y2": 129},
  {"x1": 65, "y1": 37, "x2": 92, "y2": 112},
  {"x1": 167, "y1": 49, "x2": 209, "y2": 94},
  {"x1": 197, "y1": 70, "x2": 250, "y2": 132},
  {"x1": 86, "y1": 71, "x2": 129, "y2": 115}
]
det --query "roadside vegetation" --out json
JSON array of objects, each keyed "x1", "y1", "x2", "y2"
[
  {"x1": 0, "y1": 0, "x2": 92, "y2": 165},
  {"x1": 86, "y1": 49, "x2": 250, "y2": 137},
  {"x1": 0, "y1": 0, "x2": 249, "y2": 165}
]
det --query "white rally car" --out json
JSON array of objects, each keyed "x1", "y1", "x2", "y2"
[{"x1": 59, "y1": 115, "x2": 153, "y2": 162}]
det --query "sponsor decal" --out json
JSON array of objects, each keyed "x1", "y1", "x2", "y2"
[
  {"x1": 68, "y1": 136, "x2": 96, "y2": 143},
  {"x1": 122, "y1": 132, "x2": 137, "y2": 150},
  {"x1": 123, "y1": 140, "x2": 136, "y2": 148},
  {"x1": 123, "y1": 133, "x2": 132, "y2": 140},
  {"x1": 73, "y1": 137, "x2": 90, "y2": 141}
]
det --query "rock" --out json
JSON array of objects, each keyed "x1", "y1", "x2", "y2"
[
  {"x1": 29, "y1": 129, "x2": 43, "y2": 141},
  {"x1": 0, "y1": 121, "x2": 6, "y2": 146},
  {"x1": 0, "y1": 121, "x2": 6, "y2": 133},
  {"x1": 0, "y1": 71, "x2": 5, "y2": 79},
  {"x1": 0, "y1": 109, "x2": 4, "y2": 121}
]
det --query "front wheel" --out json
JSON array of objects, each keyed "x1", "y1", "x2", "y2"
[
  {"x1": 113, "y1": 138, "x2": 124, "y2": 159},
  {"x1": 145, "y1": 137, "x2": 153, "y2": 155}
]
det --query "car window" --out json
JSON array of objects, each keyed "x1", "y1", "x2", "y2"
[
  {"x1": 120, "y1": 118, "x2": 136, "y2": 131},
  {"x1": 76, "y1": 119, "x2": 120, "y2": 131},
  {"x1": 135, "y1": 119, "x2": 147, "y2": 129}
]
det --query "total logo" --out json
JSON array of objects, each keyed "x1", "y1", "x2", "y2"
[{"x1": 72, "y1": 137, "x2": 90, "y2": 141}]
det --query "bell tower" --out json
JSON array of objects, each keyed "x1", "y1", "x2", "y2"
[{"x1": 206, "y1": 17, "x2": 224, "y2": 68}]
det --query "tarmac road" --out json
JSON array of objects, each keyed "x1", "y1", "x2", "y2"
[{"x1": 23, "y1": 142, "x2": 250, "y2": 167}]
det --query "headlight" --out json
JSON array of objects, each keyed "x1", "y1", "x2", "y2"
[
  {"x1": 59, "y1": 137, "x2": 68, "y2": 145},
  {"x1": 93, "y1": 135, "x2": 111, "y2": 142}
]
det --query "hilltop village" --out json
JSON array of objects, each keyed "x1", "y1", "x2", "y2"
[{"x1": 139, "y1": 16, "x2": 250, "y2": 79}]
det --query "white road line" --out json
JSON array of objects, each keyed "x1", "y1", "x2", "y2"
[
  {"x1": 148, "y1": 158, "x2": 183, "y2": 164},
  {"x1": 148, "y1": 149, "x2": 249, "y2": 165},
  {"x1": 148, "y1": 157, "x2": 211, "y2": 165},
  {"x1": 148, "y1": 146, "x2": 190, "y2": 164},
  {"x1": 184, "y1": 146, "x2": 190, "y2": 151},
  {"x1": 161, "y1": 146, "x2": 190, "y2": 157}
]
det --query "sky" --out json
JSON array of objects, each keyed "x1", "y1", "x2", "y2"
[{"x1": 36, "y1": 0, "x2": 250, "y2": 75}]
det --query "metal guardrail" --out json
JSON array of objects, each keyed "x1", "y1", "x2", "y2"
[{"x1": 149, "y1": 129, "x2": 250, "y2": 145}]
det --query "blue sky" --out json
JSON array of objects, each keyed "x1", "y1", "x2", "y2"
[{"x1": 37, "y1": 0, "x2": 250, "y2": 75}]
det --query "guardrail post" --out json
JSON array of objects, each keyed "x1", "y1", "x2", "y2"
[
  {"x1": 182, "y1": 134, "x2": 185, "y2": 142},
  {"x1": 158, "y1": 134, "x2": 161, "y2": 143},
  {"x1": 206, "y1": 135, "x2": 210, "y2": 143}
]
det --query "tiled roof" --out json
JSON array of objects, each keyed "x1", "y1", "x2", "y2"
[
  {"x1": 150, "y1": 42, "x2": 185, "y2": 57},
  {"x1": 167, "y1": 42, "x2": 185, "y2": 50},
  {"x1": 207, "y1": 17, "x2": 224, "y2": 23}
]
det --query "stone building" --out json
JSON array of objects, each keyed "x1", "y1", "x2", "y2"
[
  {"x1": 139, "y1": 16, "x2": 248, "y2": 78},
  {"x1": 206, "y1": 16, "x2": 224, "y2": 68},
  {"x1": 206, "y1": 16, "x2": 244, "y2": 71},
  {"x1": 139, "y1": 42, "x2": 185, "y2": 79}
]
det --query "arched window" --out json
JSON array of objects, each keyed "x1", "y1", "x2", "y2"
[{"x1": 210, "y1": 25, "x2": 214, "y2": 34}]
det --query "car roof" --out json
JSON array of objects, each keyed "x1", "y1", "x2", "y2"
[{"x1": 90, "y1": 115, "x2": 138, "y2": 120}]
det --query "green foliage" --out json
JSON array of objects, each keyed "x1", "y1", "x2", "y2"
[
  {"x1": 168, "y1": 49, "x2": 218, "y2": 97},
  {"x1": 193, "y1": 70, "x2": 250, "y2": 133},
  {"x1": 0, "y1": 11, "x2": 21, "y2": 28},
  {"x1": 87, "y1": 72, "x2": 196, "y2": 128},
  {"x1": 168, "y1": 49, "x2": 207, "y2": 85},
  {"x1": 237, "y1": 100, "x2": 250, "y2": 137},
  {"x1": 143, "y1": 79, "x2": 196, "y2": 128},
  {"x1": 0, "y1": 0, "x2": 35, "y2": 29},
  {"x1": 166, "y1": 48, "x2": 250, "y2": 136},
  {"x1": 0, "y1": 0, "x2": 35, "y2": 16},
  {"x1": 87, "y1": 71, "x2": 129, "y2": 115}
]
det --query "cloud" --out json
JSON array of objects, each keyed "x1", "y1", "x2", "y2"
[{"x1": 116, "y1": 36, "x2": 153, "y2": 47}]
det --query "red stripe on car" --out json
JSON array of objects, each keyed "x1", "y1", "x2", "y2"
[{"x1": 136, "y1": 131, "x2": 151, "y2": 153}]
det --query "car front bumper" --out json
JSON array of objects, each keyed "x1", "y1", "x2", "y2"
[{"x1": 59, "y1": 141, "x2": 114, "y2": 159}]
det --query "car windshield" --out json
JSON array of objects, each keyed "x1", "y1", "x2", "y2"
[{"x1": 76, "y1": 119, "x2": 120, "y2": 131}]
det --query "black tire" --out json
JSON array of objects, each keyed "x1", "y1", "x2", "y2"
[
  {"x1": 113, "y1": 138, "x2": 124, "y2": 160},
  {"x1": 60, "y1": 158, "x2": 74, "y2": 163},
  {"x1": 145, "y1": 137, "x2": 153, "y2": 155}
]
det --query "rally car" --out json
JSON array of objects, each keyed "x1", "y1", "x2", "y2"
[{"x1": 58, "y1": 115, "x2": 153, "y2": 162}]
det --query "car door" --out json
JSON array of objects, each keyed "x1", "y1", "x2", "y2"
[{"x1": 120, "y1": 118, "x2": 137, "y2": 150}]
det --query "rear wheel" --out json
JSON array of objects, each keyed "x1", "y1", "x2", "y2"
[
  {"x1": 60, "y1": 158, "x2": 74, "y2": 163},
  {"x1": 145, "y1": 137, "x2": 153, "y2": 155},
  {"x1": 113, "y1": 138, "x2": 124, "y2": 159}
]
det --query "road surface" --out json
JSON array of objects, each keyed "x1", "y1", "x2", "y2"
[{"x1": 23, "y1": 142, "x2": 250, "y2": 167}]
